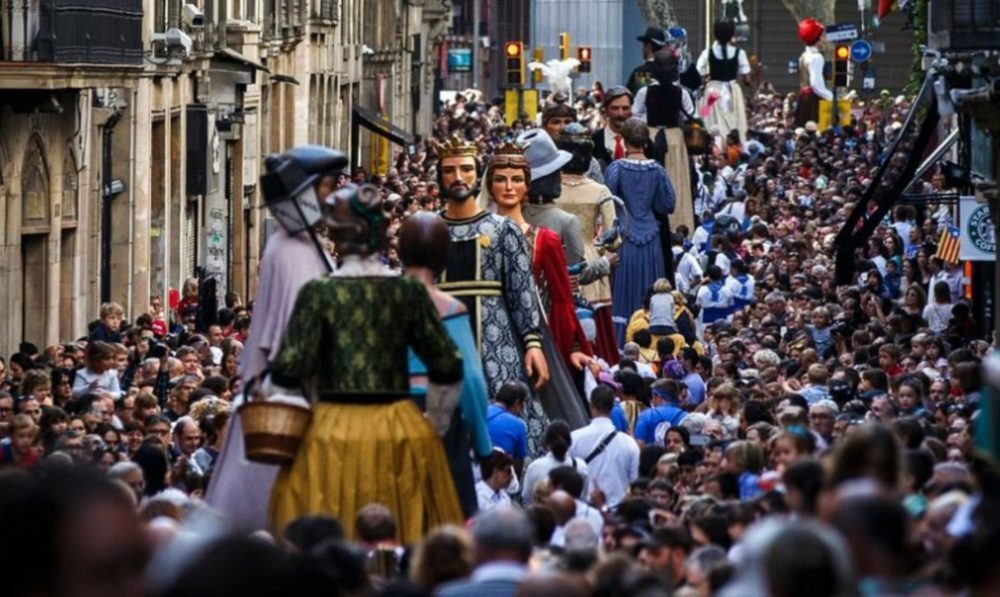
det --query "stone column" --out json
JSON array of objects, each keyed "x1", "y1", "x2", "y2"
[
  {"x1": 131, "y1": 79, "x2": 153, "y2": 319},
  {"x1": 44, "y1": 118, "x2": 64, "y2": 348}
]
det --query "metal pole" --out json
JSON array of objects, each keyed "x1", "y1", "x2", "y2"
[
  {"x1": 472, "y1": 0, "x2": 481, "y2": 91},
  {"x1": 833, "y1": 81, "x2": 839, "y2": 128}
]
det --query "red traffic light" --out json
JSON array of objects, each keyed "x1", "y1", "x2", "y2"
[
  {"x1": 835, "y1": 45, "x2": 850, "y2": 60},
  {"x1": 506, "y1": 42, "x2": 523, "y2": 57},
  {"x1": 577, "y1": 46, "x2": 592, "y2": 73}
]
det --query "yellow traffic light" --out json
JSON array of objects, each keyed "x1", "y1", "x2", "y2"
[
  {"x1": 560, "y1": 32, "x2": 570, "y2": 60},
  {"x1": 833, "y1": 44, "x2": 849, "y2": 87},
  {"x1": 505, "y1": 41, "x2": 524, "y2": 87},
  {"x1": 577, "y1": 46, "x2": 592, "y2": 73}
]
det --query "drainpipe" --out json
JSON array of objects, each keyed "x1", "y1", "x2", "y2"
[{"x1": 100, "y1": 109, "x2": 123, "y2": 303}]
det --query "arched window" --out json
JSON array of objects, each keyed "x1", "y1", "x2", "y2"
[{"x1": 21, "y1": 136, "x2": 50, "y2": 233}]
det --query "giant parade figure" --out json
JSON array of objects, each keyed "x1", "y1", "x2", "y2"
[
  {"x1": 267, "y1": 183, "x2": 464, "y2": 543},
  {"x1": 696, "y1": 19, "x2": 750, "y2": 151},
  {"x1": 205, "y1": 145, "x2": 345, "y2": 530},
  {"x1": 482, "y1": 137, "x2": 591, "y2": 430},
  {"x1": 555, "y1": 123, "x2": 622, "y2": 366},
  {"x1": 435, "y1": 135, "x2": 552, "y2": 449},
  {"x1": 794, "y1": 17, "x2": 833, "y2": 127},
  {"x1": 402, "y1": 211, "x2": 494, "y2": 518}
]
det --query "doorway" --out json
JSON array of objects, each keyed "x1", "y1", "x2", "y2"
[{"x1": 22, "y1": 234, "x2": 48, "y2": 348}]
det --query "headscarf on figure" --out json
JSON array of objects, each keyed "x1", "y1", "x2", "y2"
[
  {"x1": 267, "y1": 176, "x2": 465, "y2": 542},
  {"x1": 324, "y1": 183, "x2": 390, "y2": 260},
  {"x1": 670, "y1": 26, "x2": 703, "y2": 93}
]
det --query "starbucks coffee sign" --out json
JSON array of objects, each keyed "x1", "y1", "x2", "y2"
[{"x1": 961, "y1": 196, "x2": 996, "y2": 261}]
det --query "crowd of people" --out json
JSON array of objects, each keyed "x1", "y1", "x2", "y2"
[{"x1": 2, "y1": 18, "x2": 1000, "y2": 597}]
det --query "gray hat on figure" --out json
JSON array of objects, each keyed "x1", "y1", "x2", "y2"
[
  {"x1": 259, "y1": 145, "x2": 347, "y2": 233},
  {"x1": 516, "y1": 129, "x2": 572, "y2": 181}
]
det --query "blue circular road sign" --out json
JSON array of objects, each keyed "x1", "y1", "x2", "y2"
[{"x1": 850, "y1": 40, "x2": 872, "y2": 63}]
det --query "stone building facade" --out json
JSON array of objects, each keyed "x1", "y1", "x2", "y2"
[{"x1": 0, "y1": 0, "x2": 451, "y2": 356}]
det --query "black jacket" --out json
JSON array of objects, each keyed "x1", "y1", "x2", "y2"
[{"x1": 591, "y1": 128, "x2": 662, "y2": 172}]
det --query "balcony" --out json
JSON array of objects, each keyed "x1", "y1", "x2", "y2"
[
  {"x1": 1, "y1": 0, "x2": 143, "y2": 65},
  {"x1": 929, "y1": 0, "x2": 1000, "y2": 51}
]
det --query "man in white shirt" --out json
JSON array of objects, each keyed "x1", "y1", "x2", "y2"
[
  {"x1": 723, "y1": 259, "x2": 755, "y2": 312},
  {"x1": 673, "y1": 233, "x2": 704, "y2": 295},
  {"x1": 475, "y1": 450, "x2": 514, "y2": 513},
  {"x1": 696, "y1": 265, "x2": 734, "y2": 336},
  {"x1": 717, "y1": 189, "x2": 747, "y2": 224},
  {"x1": 547, "y1": 470, "x2": 605, "y2": 538},
  {"x1": 569, "y1": 386, "x2": 640, "y2": 508}
]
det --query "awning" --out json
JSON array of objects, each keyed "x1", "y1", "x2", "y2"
[
  {"x1": 270, "y1": 73, "x2": 299, "y2": 85},
  {"x1": 834, "y1": 74, "x2": 941, "y2": 284},
  {"x1": 212, "y1": 48, "x2": 269, "y2": 73},
  {"x1": 352, "y1": 106, "x2": 414, "y2": 146}
]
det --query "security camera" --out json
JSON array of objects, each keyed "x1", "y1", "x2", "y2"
[
  {"x1": 165, "y1": 27, "x2": 193, "y2": 56},
  {"x1": 183, "y1": 4, "x2": 205, "y2": 29}
]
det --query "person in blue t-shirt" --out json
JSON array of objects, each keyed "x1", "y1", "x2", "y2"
[
  {"x1": 634, "y1": 380, "x2": 688, "y2": 447},
  {"x1": 486, "y1": 381, "x2": 530, "y2": 475},
  {"x1": 679, "y1": 347, "x2": 707, "y2": 406}
]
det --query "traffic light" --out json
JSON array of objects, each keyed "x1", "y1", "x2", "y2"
[
  {"x1": 505, "y1": 41, "x2": 524, "y2": 87},
  {"x1": 833, "y1": 44, "x2": 849, "y2": 87},
  {"x1": 560, "y1": 32, "x2": 570, "y2": 60},
  {"x1": 577, "y1": 46, "x2": 592, "y2": 73},
  {"x1": 533, "y1": 46, "x2": 544, "y2": 83}
]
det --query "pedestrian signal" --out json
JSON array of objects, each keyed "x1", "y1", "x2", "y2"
[
  {"x1": 505, "y1": 41, "x2": 524, "y2": 87},
  {"x1": 577, "y1": 46, "x2": 592, "y2": 73},
  {"x1": 833, "y1": 44, "x2": 850, "y2": 87}
]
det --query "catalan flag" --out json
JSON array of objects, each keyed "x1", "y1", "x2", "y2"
[
  {"x1": 878, "y1": 0, "x2": 911, "y2": 20},
  {"x1": 935, "y1": 226, "x2": 961, "y2": 264}
]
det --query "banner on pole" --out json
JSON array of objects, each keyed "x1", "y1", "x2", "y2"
[{"x1": 960, "y1": 196, "x2": 996, "y2": 261}]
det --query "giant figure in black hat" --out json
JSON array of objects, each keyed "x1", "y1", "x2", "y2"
[
  {"x1": 628, "y1": 27, "x2": 669, "y2": 96},
  {"x1": 206, "y1": 145, "x2": 346, "y2": 530}
]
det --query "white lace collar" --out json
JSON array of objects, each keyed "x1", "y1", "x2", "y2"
[{"x1": 333, "y1": 255, "x2": 394, "y2": 277}]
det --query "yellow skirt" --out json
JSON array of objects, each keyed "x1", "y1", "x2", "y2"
[
  {"x1": 664, "y1": 127, "x2": 694, "y2": 236},
  {"x1": 648, "y1": 127, "x2": 694, "y2": 236},
  {"x1": 269, "y1": 400, "x2": 463, "y2": 544}
]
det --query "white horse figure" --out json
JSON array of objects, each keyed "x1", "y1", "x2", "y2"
[{"x1": 527, "y1": 58, "x2": 581, "y2": 98}]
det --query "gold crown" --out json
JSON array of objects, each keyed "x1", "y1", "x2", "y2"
[
  {"x1": 433, "y1": 134, "x2": 478, "y2": 159},
  {"x1": 493, "y1": 140, "x2": 526, "y2": 157}
]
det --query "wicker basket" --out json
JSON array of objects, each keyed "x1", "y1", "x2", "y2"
[
  {"x1": 239, "y1": 400, "x2": 312, "y2": 465},
  {"x1": 684, "y1": 124, "x2": 713, "y2": 155}
]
